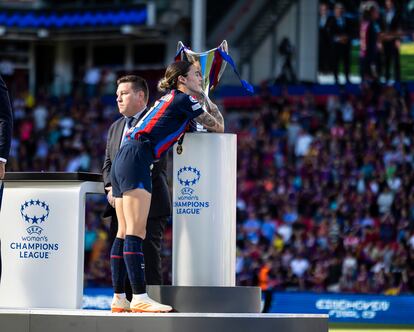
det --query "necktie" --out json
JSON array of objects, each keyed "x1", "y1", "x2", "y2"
[
  {"x1": 121, "y1": 117, "x2": 137, "y2": 148},
  {"x1": 127, "y1": 117, "x2": 137, "y2": 129}
]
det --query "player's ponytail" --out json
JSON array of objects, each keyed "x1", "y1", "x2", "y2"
[
  {"x1": 158, "y1": 61, "x2": 193, "y2": 92},
  {"x1": 157, "y1": 77, "x2": 171, "y2": 92}
]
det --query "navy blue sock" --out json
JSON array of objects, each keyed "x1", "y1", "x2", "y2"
[
  {"x1": 110, "y1": 237, "x2": 127, "y2": 294},
  {"x1": 124, "y1": 235, "x2": 146, "y2": 294}
]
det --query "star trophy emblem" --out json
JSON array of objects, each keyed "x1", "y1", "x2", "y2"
[
  {"x1": 177, "y1": 166, "x2": 201, "y2": 196},
  {"x1": 20, "y1": 199, "x2": 50, "y2": 235},
  {"x1": 174, "y1": 40, "x2": 254, "y2": 153}
]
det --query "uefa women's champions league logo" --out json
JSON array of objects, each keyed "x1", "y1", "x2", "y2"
[
  {"x1": 20, "y1": 199, "x2": 50, "y2": 235},
  {"x1": 11, "y1": 199, "x2": 58, "y2": 260},
  {"x1": 177, "y1": 166, "x2": 201, "y2": 195},
  {"x1": 175, "y1": 166, "x2": 209, "y2": 215}
]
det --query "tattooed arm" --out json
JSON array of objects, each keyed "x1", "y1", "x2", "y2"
[
  {"x1": 195, "y1": 112, "x2": 224, "y2": 133},
  {"x1": 195, "y1": 92, "x2": 224, "y2": 133}
]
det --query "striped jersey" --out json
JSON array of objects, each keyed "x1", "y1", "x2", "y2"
[{"x1": 124, "y1": 89, "x2": 204, "y2": 159}]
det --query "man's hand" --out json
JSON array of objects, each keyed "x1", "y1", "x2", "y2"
[
  {"x1": 0, "y1": 162, "x2": 5, "y2": 180},
  {"x1": 105, "y1": 186, "x2": 116, "y2": 208}
]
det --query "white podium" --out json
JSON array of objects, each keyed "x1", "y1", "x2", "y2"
[
  {"x1": 0, "y1": 172, "x2": 104, "y2": 309},
  {"x1": 172, "y1": 133, "x2": 237, "y2": 286}
]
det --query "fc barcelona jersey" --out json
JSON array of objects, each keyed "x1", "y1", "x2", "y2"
[{"x1": 124, "y1": 89, "x2": 204, "y2": 159}]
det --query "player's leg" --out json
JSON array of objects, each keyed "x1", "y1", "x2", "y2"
[
  {"x1": 123, "y1": 188, "x2": 172, "y2": 312},
  {"x1": 110, "y1": 197, "x2": 130, "y2": 312}
]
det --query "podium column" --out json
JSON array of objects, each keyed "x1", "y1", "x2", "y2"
[
  {"x1": 0, "y1": 172, "x2": 104, "y2": 309},
  {"x1": 172, "y1": 133, "x2": 236, "y2": 286}
]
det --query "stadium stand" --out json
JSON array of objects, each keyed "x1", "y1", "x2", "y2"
[
  {"x1": 5, "y1": 80, "x2": 414, "y2": 295},
  {"x1": 2, "y1": 0, "x2": 414, "y2": 298}
]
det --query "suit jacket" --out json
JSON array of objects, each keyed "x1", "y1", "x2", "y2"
[
  {"x1": 319, "y1": 14, "x2": 332, "y2": 47},
  {"x1": 383, "y1": 11, "x2": 402, "y2": 33},
  {"x1": 0, "y1": 75, "x2": 12, "y2": 161},
  {"x1": 330, "y1": 16, "x2": 352, "y2": 46},
  {"x1": 382, "y1": 11, "x2": 402, "y2": 44},
  {"x1": 102, "y1": 110, "x2": 171, "y2": 218}
]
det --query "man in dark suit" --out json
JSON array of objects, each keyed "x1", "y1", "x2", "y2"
[
  {"x1": 0, "y1": 74, "x2": 13, "y2": 282},
  {"x1": 382, "y1": 0, "x2": 402, "y2": 83},
  {"x1": 102, "y1": 75, "x2": 171, "y2": 299},
  {"x1": 330, "y1": 3, "x2": 352, "y2": 84},
  {"x1": 318, "y1": 2, "x2": 333, "y2": 74}
]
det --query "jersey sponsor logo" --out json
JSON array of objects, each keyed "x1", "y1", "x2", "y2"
[
  {"x1": 192, "y1": 103, "x2": 202, "y2": 111},
  {"x1": 189, "y1": 95, "x2": 198, "y2": 103}
]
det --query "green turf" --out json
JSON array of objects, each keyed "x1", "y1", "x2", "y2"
[
  {"x1": 329, "y1": 322, "x2": 414, "y2": 332},
  {"x1": 345, "y1": 42, "x2": 414, "y2": 81}
]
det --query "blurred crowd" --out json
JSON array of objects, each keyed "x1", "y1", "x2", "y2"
[
  {"x1": 6, "y1": 93, "x2": 112, "y2": 174},
  {"x1": 231, "y1": 82, "x2": 414, "y2": 295},
  {"x1": 6, "y1": 79, "x2": 414, "y2": 295}
]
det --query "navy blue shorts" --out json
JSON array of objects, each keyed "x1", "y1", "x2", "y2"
[{"x1": 111, "y1": 139, "x2": 154, "y2": 197}]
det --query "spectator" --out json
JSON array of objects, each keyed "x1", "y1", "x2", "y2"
[
  {"x1": 275, "y1": 37, "x2": 297, "y2": 84},
  {"x1": 377, "y1": 186, "x2": 394, "y2": 214},
  {"x1": 359, "y1": 2, "x2": 382, "y2": 81},
  {"x1": 290, "y1": 252, "x2": 310, "y2": 278},
  {"x1": 261, "y1": 214, "x2": 277, "y2": 244},
  {"x1": 318, "y1": 2, "x2": 333, "y2": 74},
  {"x1": 84, "y1": 67, "x2": 101, "y2": 97},
  {"x1": 294, "y1": 129, "x2": 313, "y2": 158},
  {"x1": 330, "y1": 3, "x2": 352, "y2": 84},
  {"x1": 33, "y1": 101, "x2": 48, "y2": 132},
  {"x1": 381, "y1": 0, "x2": 402, "y2": 83},
  {"x1": 6, "y1": 68, "x2": 414, "y2": 295},
  {"x1": 243, "y1": 211, "x2": 262, "y2": 244}
]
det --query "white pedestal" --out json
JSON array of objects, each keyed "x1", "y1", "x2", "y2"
[
  {"x1": 0, "y1": 172, "x2": 104, "y2": 309},
  {"x1": 172, "y1": 133, "x2": 237, "y2": 286}
]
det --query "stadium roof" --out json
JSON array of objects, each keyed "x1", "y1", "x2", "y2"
[{"x1": 0, "y1": 6, "x2": 147, "y2": 28}]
